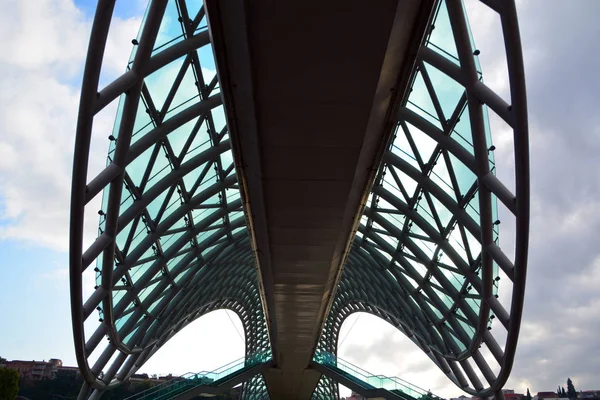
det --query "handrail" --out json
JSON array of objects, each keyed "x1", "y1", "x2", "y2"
[
  {"x1": 313, "y1": 351, "x2": 445, "y2": 400},
  {"x1": 124, "y1": 352, "x2": 271, "y2": 400}
]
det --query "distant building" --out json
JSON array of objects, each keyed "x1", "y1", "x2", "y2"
[
  {"x1": 450, "y1": 395, "x2": 473, "y2": 400},
  {"x1": 537, "y1": 393, "x2": 559, "y2": 399},
  {"x1": 3, "y1": 358, "x2": 79, "y2": 380},
  {"x1": 57, "y1": 365, "x2": 81, "y2": 379},
  {"x1": 581, "y1": 391, "x2": 600, "y2": 399},
  {"x1": 5, "y1": 360, "x2": 56, "y2": 380},
  {"x1": 49, "y1": 359, "x2": 63, "y2": 368},
  {"x1": 503, "y1": 389, "x2": 524, "y2": 400}
]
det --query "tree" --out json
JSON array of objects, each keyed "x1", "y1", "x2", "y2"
[
  {"x1": 526, "y1": 388, "x2": 532, "y2": 400},
  {"x1": 0, "y1": 368, "x2": 19, "y2": 400},
  {"x1": 567, "y1": 378, "x2": 577, "y2": 400}
]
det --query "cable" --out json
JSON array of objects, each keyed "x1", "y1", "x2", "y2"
[
  {"x1": 225, "y1": 310, "x2": 244, "y2": 343},
  {"x1": 338, "y1": 314, "x2": 361, "y2": 349}
]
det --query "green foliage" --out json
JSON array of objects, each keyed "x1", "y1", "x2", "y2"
[
  {"x1": 15, "y1": 375, "x2": 240, "y2": 400},
  {"x1": 0, "y1": 368, "x2": 19, "y2": 400},
  {"x1": 559, "y1": 386, "x2": 568, "y2": 397},
  {"x1": 18, "y1": 374, "x2": 82, "y2": 399},
  {"x1": 567, "y1": 378, "x2": 577, "y2": 400},
  {"x1": 18, "y1": 375, "x2": 154, "y2": 400}
]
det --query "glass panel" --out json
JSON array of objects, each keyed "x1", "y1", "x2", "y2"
[
  {"x1": 406, "y1": 122, "x2": 439, "y2": 165},
  {"x1": 423, "y1": 62, "x2": 465, "y2": 121},
  {"x1": 407, "y1": 71, "x2": 442, "y2": 129},
  {"x1": 426, "y1": 1, "x2": 460, "y2": 65}
]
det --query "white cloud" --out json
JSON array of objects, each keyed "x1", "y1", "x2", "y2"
[
  {"x1": 0, "y1": 0, "x2": 141, "y2": 251},
  {"x1": 0, "y1": 0, "x2": 87, "y2": 73},
  {"x1": 339, "y1": 313, "x2": 456, "y2": 398},
  {"x1": 137, "y1": 310, "x2": 246, "y2": 377}
]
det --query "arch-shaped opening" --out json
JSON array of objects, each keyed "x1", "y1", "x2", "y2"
[
  {"x1": 337, "y1": 312, "x2": 458, "y2": 399},
  {"x1": 135, "y1": 309, "x2": 245, "y2": 378}
]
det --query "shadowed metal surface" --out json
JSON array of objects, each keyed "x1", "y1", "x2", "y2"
[{"x1": 206, "y1": 0, "x2": 438, "y2": 397}]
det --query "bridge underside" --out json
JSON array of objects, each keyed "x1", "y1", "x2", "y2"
[
  {"x1": 70, "y1": 0, "x2": 529, "y2": 399},
  {"x1": 207, "y1": 0, "x2": 437, "y2": 397}
]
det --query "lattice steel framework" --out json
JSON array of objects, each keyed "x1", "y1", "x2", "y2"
[
  {"x1": 315, "y1": 0, "x2": 529, "y2": 398},
  {"x1": 311, "y1": 375, "x2": 340, "y2": 400},
  {"x1": 71, "y1": 0, "x2": 528, "y2": 399},
  {"x1": 242, "y1": 374, "x2": 272, "y2": 400},
  {"x1": 70, "y1": 1, "x2": 271, "y2": 399}
]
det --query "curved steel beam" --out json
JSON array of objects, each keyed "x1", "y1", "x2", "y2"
[
  {"x1": 314, "y1": 0, "x2": 529, "y2": 397},
  {"x1": 70, "y1": 2, "x2": 271, "y2": 397}
]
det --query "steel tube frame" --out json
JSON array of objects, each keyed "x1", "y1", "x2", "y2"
[
  {"x1": 313, "y1": 0, "x2": 529, "y2": 397},
  {"x1": 71, "y1": 0, "x2": 528, "y2": 398},
  {"x1": 70, "y1": 2, "x2": 271, "y2": 398}
]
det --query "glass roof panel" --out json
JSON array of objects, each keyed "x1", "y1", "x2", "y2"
[{"x1": 338, "y1": 0, "x2": 499, "y2": 355}]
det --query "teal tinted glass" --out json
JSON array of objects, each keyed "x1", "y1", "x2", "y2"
[
  {"x1": 329, "y1": 0, "x2": 498, "y2": 358},
  {"x1": 90, "y1": 1, "x2": 271, "y2": 367}
]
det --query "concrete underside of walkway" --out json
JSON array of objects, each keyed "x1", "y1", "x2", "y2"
[{"x1": 207, "y1": 0, "x2": 435, "y2": 397}]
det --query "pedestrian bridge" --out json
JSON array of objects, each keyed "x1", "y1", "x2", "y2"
[{"x1": 69, "y1": 0, "x2": 529, "y2": 399}]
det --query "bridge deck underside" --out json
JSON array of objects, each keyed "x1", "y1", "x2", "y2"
[
  {"x1": 252, "y1": 0, "x2": 410, "y2": 382},
  {"x1": 209, "y1": 0, "x2": 435, "y2": 397}
]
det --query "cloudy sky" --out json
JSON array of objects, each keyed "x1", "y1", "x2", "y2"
[{"x1": 0, "y1": 0, "x2": 598, "y2": 398}]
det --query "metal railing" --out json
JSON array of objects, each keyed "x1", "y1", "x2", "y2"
[
  {"x1": 125, "y1": 352, "x2": 271, "y2": 400},
  {"x1": 314, "y1": 351, "x2": 444, "y2": 400}
]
